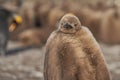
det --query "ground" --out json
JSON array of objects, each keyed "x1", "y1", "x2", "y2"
[
  {"x1": 100, "y1": 42, "x2": 120, "y2": 80},
  {"x1": 0, "y1": 41, "x2": 119, "y2": 80}
]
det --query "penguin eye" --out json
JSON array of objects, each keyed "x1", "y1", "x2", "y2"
[{"x1": 74, "y1": 23, "x2": 78, "y2": 26}]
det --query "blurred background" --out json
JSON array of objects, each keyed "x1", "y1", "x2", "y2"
[{"x1": 0, "y1": 0, "x2": 120, "y2": 80}]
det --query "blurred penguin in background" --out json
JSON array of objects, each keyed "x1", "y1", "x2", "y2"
[{"x1": 0, "y1": 6, "x2": 22, "y2": 56}]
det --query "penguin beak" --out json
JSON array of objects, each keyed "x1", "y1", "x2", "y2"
[
  {"x1": 9, "y1": 14, "x2": 22, "y2": 32},
  {"x1": 9, "y1": 23, "x2": 17, "y2": 32},
  {"x1": 64, "y1": 23, "x2": 73, "y2": 29}
]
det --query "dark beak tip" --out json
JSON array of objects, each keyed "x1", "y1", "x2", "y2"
[{"x1": 64, "y1": 23, "x2": 72, "y2": 29}]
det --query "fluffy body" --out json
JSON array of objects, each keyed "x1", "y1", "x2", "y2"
[{"x1": 44, "y1": 14, "x2": 111, "y2": 80}]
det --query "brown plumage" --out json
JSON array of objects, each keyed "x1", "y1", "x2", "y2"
[
  {"x1": 10, "y1": 1, "x2": 35, "y2": 40},
  {"x1": 44, "y1": 13, "x2": 111, "y2": 80},
  {"x1": 75, "y1": 7, "x2": 102, "y2": 40},
  {"x1": 48, "y1": 7, "x2": 65, "y2": 28},
  {"x1": 100, "y1": 8, "x2": 120, "y2": 44},
  {"x1": 18, "y1": 27, "x2": 52, "y2": 47}
]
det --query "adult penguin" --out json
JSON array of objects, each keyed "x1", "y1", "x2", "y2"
[{"x1": 0, "y1": 7, "x2": 22, "y2": 56}]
